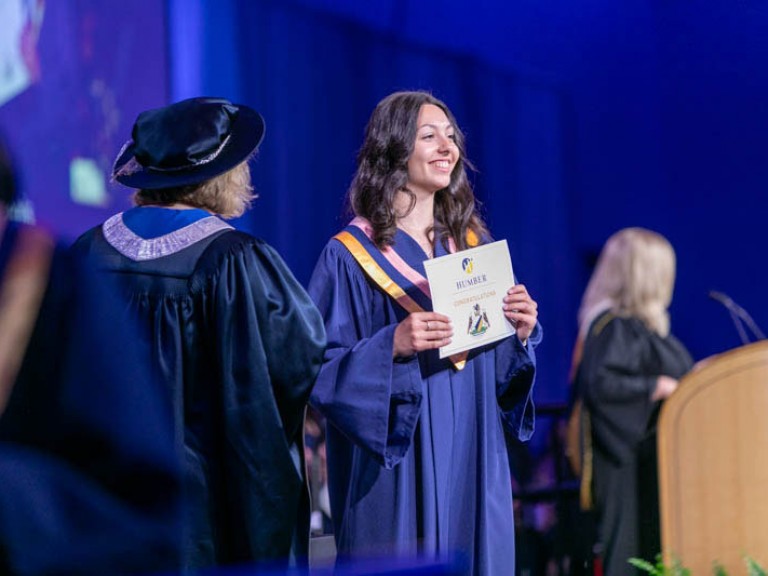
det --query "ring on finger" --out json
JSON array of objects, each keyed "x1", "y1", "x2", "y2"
[{"x1": 426, "y1": 320, "x2": 431, "y2": 331}]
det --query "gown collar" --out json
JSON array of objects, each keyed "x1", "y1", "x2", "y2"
[
  {"x1": 349, "y1": 216, "x2": 456, "y2": 302},
  {"x1": 103, "y1": 207, "x2": 232, "y2": 261},
  {"x1": 335, "y1": 219, "x2": 468, "y2": 370}
]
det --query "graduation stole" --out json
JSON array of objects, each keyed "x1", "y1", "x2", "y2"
[
  {"x1": 333, "y1": 217, "x2": 478, "y2": 371},
  {"x1": 0, "y1": 220, "x2": 55, "y2": 415}
]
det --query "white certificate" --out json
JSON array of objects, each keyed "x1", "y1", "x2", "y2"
[{"x1": 423, "y1": 240, "x2": 516, "y2": 358}]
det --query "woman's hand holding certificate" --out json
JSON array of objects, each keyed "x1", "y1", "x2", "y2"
[
  {"x1": 393, "y1": 312, "x2": 454, "y2": 357},
  {"x1": 502, "y1": 284, "x2": 538, "y2": 345},
  {"x1": 424, "y1": 240, "x2": 537, "y2": 358}
]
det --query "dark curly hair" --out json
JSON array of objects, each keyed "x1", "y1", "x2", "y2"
[{"x1": 348, "y1": 91, "x2": 488, "y2": 250}]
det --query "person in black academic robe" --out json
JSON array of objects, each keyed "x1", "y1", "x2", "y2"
[
  {"x1": 573, "y1": 228, "x2": 693, "y2": 575},
  {"x1": 72, "y1": 97, "x2": 326, "y2": 570}
]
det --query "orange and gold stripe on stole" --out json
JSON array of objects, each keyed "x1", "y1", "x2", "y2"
[{"x1": 334, "y1": 230, "x2": 467, "y2": 371}]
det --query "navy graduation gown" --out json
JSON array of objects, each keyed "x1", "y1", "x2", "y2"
[
  {"x1": 72, "y1": 208, "x2": 326, "y2": 570},
  {"x1": 308, "y1": 224, "x2": 540, "y2": 575}
]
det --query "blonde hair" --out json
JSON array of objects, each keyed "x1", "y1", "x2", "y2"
[
  {"x1": 578, "y1": 227, "x2": 676, "y2": 336},
  {"x1": 133, "y1": 160, "x2": 255, "y2": 219}
]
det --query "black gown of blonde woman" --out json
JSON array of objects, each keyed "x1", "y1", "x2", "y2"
[{"x1": 577, "y1": 310, "x2": 692, "y2": 574}]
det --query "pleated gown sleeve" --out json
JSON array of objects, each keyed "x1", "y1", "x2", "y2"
[
  {"x1": 197, "y1": 234, "x2": 326, "y2": 563},
  {"x1": 307, "y1": 240, "x2": 424, "y2": 470},
  {"x1": 579, "y1": 315, "x2": 663, "y2": 460},
  {"x1": 494, "y1": 323, "x2": 540, "y2": 441}
]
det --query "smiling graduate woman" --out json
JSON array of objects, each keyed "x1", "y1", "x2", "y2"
[{"x1": 308, "y1": 90, "x2": 542, "y2": 575}]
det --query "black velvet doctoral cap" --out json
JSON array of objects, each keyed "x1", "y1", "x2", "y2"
[{"x1": 112, "y1": 97, "x2": 265, "y2": 190}]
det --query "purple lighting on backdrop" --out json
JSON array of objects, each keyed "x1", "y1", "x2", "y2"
[
  {"x1": 0, "y1": 0, "x2": 168, "y2": 241},
  {"x1": 168, "y1": 0, "x2": 203, "y2": 102}
]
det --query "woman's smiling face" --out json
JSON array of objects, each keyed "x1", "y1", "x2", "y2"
[{"x1": 405, "y1": 104, "x2": 458, "y2": 198}]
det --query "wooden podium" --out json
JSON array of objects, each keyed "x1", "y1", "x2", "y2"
[{"x1": 657, "y1": 340, "x2": 768, "y2": 572}]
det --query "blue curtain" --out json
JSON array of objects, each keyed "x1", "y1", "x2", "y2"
[{"x1": 168, "y1": 0, "x2": 584, "y2": 406}]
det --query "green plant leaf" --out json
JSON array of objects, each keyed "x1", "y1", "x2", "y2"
[
  {"x1": 745, "y1": 555, "x2": 767, "y2": 576},
  {"x1": 629, "y1": 557, "x2": 661, "y2": 575},
  {"x1": 671, "y1": 557, "x2": 691, "y2": 576}
]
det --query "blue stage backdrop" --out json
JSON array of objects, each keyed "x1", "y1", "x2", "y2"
[
  {"x1": 0, "y1": 0, "x2": 168, "y2": 240},
  {"x1": 169, "y1": 0, "x2": 768, "y2": 409},
  {"x1": 168, "y1": 0, "x2": 579, "y2": 408},
  {"x1": 4, "y1": 0, "x2": 766, "y2": 413}
]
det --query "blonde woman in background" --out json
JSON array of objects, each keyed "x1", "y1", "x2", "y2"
[{"x1": 573, "y1": 228, "x2": 693, "y2": 575}]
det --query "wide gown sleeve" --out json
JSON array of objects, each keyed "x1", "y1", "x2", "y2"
[
  {"x1": 495, "y1": 322, "x2": 542, "y2": 441},
  {"x1": 308, "y1": 242, "x2": 424, "y2": 470},
  {"x1": 583, "y1": 318, "x2": 657, "y2": 403},
  {"x1": 580, "y1": 317, "x2": 658, "y2": 455},
  {"x1": 207, "y1": 238, "x2": 325, "y2": 562}
]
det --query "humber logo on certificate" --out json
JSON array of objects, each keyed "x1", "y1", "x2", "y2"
[{"x1": 424, "y1": 239, "x2": 516, "y2": 359}]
